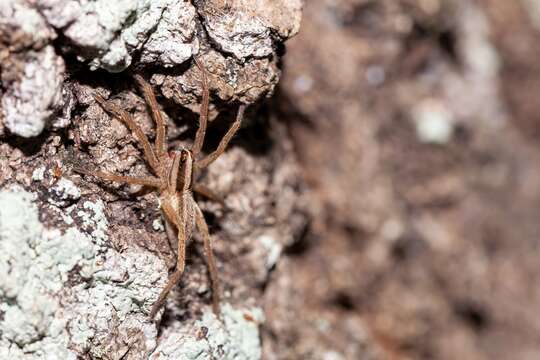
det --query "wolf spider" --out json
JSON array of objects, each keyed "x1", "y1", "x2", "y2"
[{"x1": 75, "y1": 59, "x2": 245, "y2": 319}]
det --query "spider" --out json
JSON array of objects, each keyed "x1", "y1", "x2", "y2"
[{"x1": 74, "y1": 59, "x2": 246, "y2": 319}]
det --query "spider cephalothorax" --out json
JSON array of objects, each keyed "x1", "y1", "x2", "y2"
[
  {"x1": 74, "y1": 59, "x2": 246, "y2": 319},
  {"x1": 164, "y1": 149, "x2": 194, "y2": 192}
]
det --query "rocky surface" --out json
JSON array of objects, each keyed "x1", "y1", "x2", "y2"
[
  {"x1": 0, "y1": 0, "x2": 302, "y2": 137},
  {"x1": 0, "y1": 1, "x2": 68, "y2": 137},
  {"x1": 8, "y1": 0, "x2": 540, "y2": 359},
  {"x1": 0, "y1": 182, "x2": 267, "y2": 359},
  {"x1": 0, "y1": 0, "x2": 304, "y2": 359}
]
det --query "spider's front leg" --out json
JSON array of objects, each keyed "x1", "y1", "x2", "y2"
[
  {"x1": 134, "y1": 75, "x2": 168, "y2": 158},
  {"x1": 94, "y1": 94, "x2": 161, "y2": 174},
  {"x1": 73, "y1": 166, "x2": 161, "y2": 188},
  {"x1": 196, "y1": 104, "x2": 246, "y2": 169},
  {"x1": 192, "y1": 58, "x2": 210, "y2": 157}
]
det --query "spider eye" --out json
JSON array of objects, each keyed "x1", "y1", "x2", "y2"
[{"x1": 180, "y1": 150, "x2": 189, "y2": 162}]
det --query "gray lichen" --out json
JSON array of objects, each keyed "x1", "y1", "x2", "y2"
[
  {"x1": 1, "y1": 46, "x2": 65, "y2": 137},
  {"x1": 0, "y1": 187, "x2": 78, "y2": 358},
  {"x1": 0, "y1": 186, "x2": 272, "y2": 358},
  {"x1": 0, "y1": 0, "x2": 67, "y2": 138},
  {"x1": 0, "y1": 130, "x2": 304, "y2": 358},
  {"x1": 151, "y1": 304, "x2": 264, "y2": 359},
  {"x1": 0, "y1": 0, "x2": 304, "y2": 358},
  {"x1": 1, "y1": 0, "x2": 301, "y2": 138},
  {"x1": 58, "y1": 0, "x2": 198, "y2": 71},
  {"x1": 0, "y1": 184, "x2": 267, "y2": 358},
  {"x1": 138, "y1": 1, "x2": 198, "y2": 67},
  {"x1": 0, "y1": 185, "x2": 165, "y2": 358}
]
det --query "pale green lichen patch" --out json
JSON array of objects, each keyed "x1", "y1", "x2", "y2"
[
  {"x1": 0, "y1": 186, "x2": 75, "y2": 358},
  {"x1": 0, "y1": 186, "x2": 166, "y2": 358},
  {"x1": 0, "y1": 185, "x2": 266, "y2": 359},
  {"x1": 31, "y1": 166, "x2": 46, "y2": 182},
  {"x1": 257, "y1": 233, "x2": 282, "y2": 270},
  {"x1": 47, "y1": 178, "x2": 81, "y2": 207},
  {"x1": 151, "y1": 303, "x2": 264, "y2": 360}
]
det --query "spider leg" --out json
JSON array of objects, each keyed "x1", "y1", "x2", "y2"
[
  {"x1": 196, "y1": 105, "x2": 246, "y2": 169},
  {"x1": 149, "y1": 199, "x2": 189, "y2": 319},
  {"x1": 192, "y1": 198, "x2": 221, "y2": 315},
  {"x1": 191, "y1": 58, "x2": 210, "y2": 157},
  {"x1": 73, "y1": 166, "x2": 161, "y2": 188},
  {"x1": 164, "y1": 218, "x2": 177, "y2": 258},
  {"x1": 94, "y1": 94, "x2": 160, "y2": 173},
  {"x1": 193, "y1": 184, "x2": 225, "y2": 207},
  {"x1": 134, "y1": 75, "x2": 167, "y2": 158}
]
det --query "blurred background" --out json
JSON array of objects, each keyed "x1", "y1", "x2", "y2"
[{"x1": 263, "y1": 0, "x2": 540, "y2": 359}]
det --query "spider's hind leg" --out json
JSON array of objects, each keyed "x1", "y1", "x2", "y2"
[
  {"x1": 193, "y1": 184, "x2": 226, "y2": 207},
  {"x1": 149, "y1": 202, "x2": 189, "y2": 319},
  {"x1": 192, "y1": 198, "x2": 221, "y2": 315}
]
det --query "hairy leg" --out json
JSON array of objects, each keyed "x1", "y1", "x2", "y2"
[
  {"x1": 197, "y1": 105, "x2": 246, "y2": 169},
  {"x1": 192, "y1": 199, "x2": 221, "y2": 315},
  {"x1": 134, "y1": 75, "x2": 167, "y2": 158},
  {"x1": 192, "y1": 58, "x2": 209, "y2": 157},
  {"x1": 164, "y1": 218, "x2": 178, "y2": 264},
  {"x1": 193, "y1": 184, "x2": 225, "y2": 207},
  {"x1": 94, "y1": 94, "x2": 160, "y2": 173},
  {"x1": 149, "y1": 202, "x2": 189, "y2": 319},
  {"x1": 73, "y1": 166, "x2": 161, "y2": 188}
]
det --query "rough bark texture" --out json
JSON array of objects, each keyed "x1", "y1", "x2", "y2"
[
  {"x1": 0, "y1": 0, "x2": 304, "y2": 359},
  {"x1": 5, "y1": 0, "x2": 540, "y2": 359},
  {"x1": 265, "y1": 0, "x2": 540, "y2": 359}
]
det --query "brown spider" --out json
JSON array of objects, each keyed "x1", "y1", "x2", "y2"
[{"x1": 74, "y1": 59, "x2": 246, "y2": 319}]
